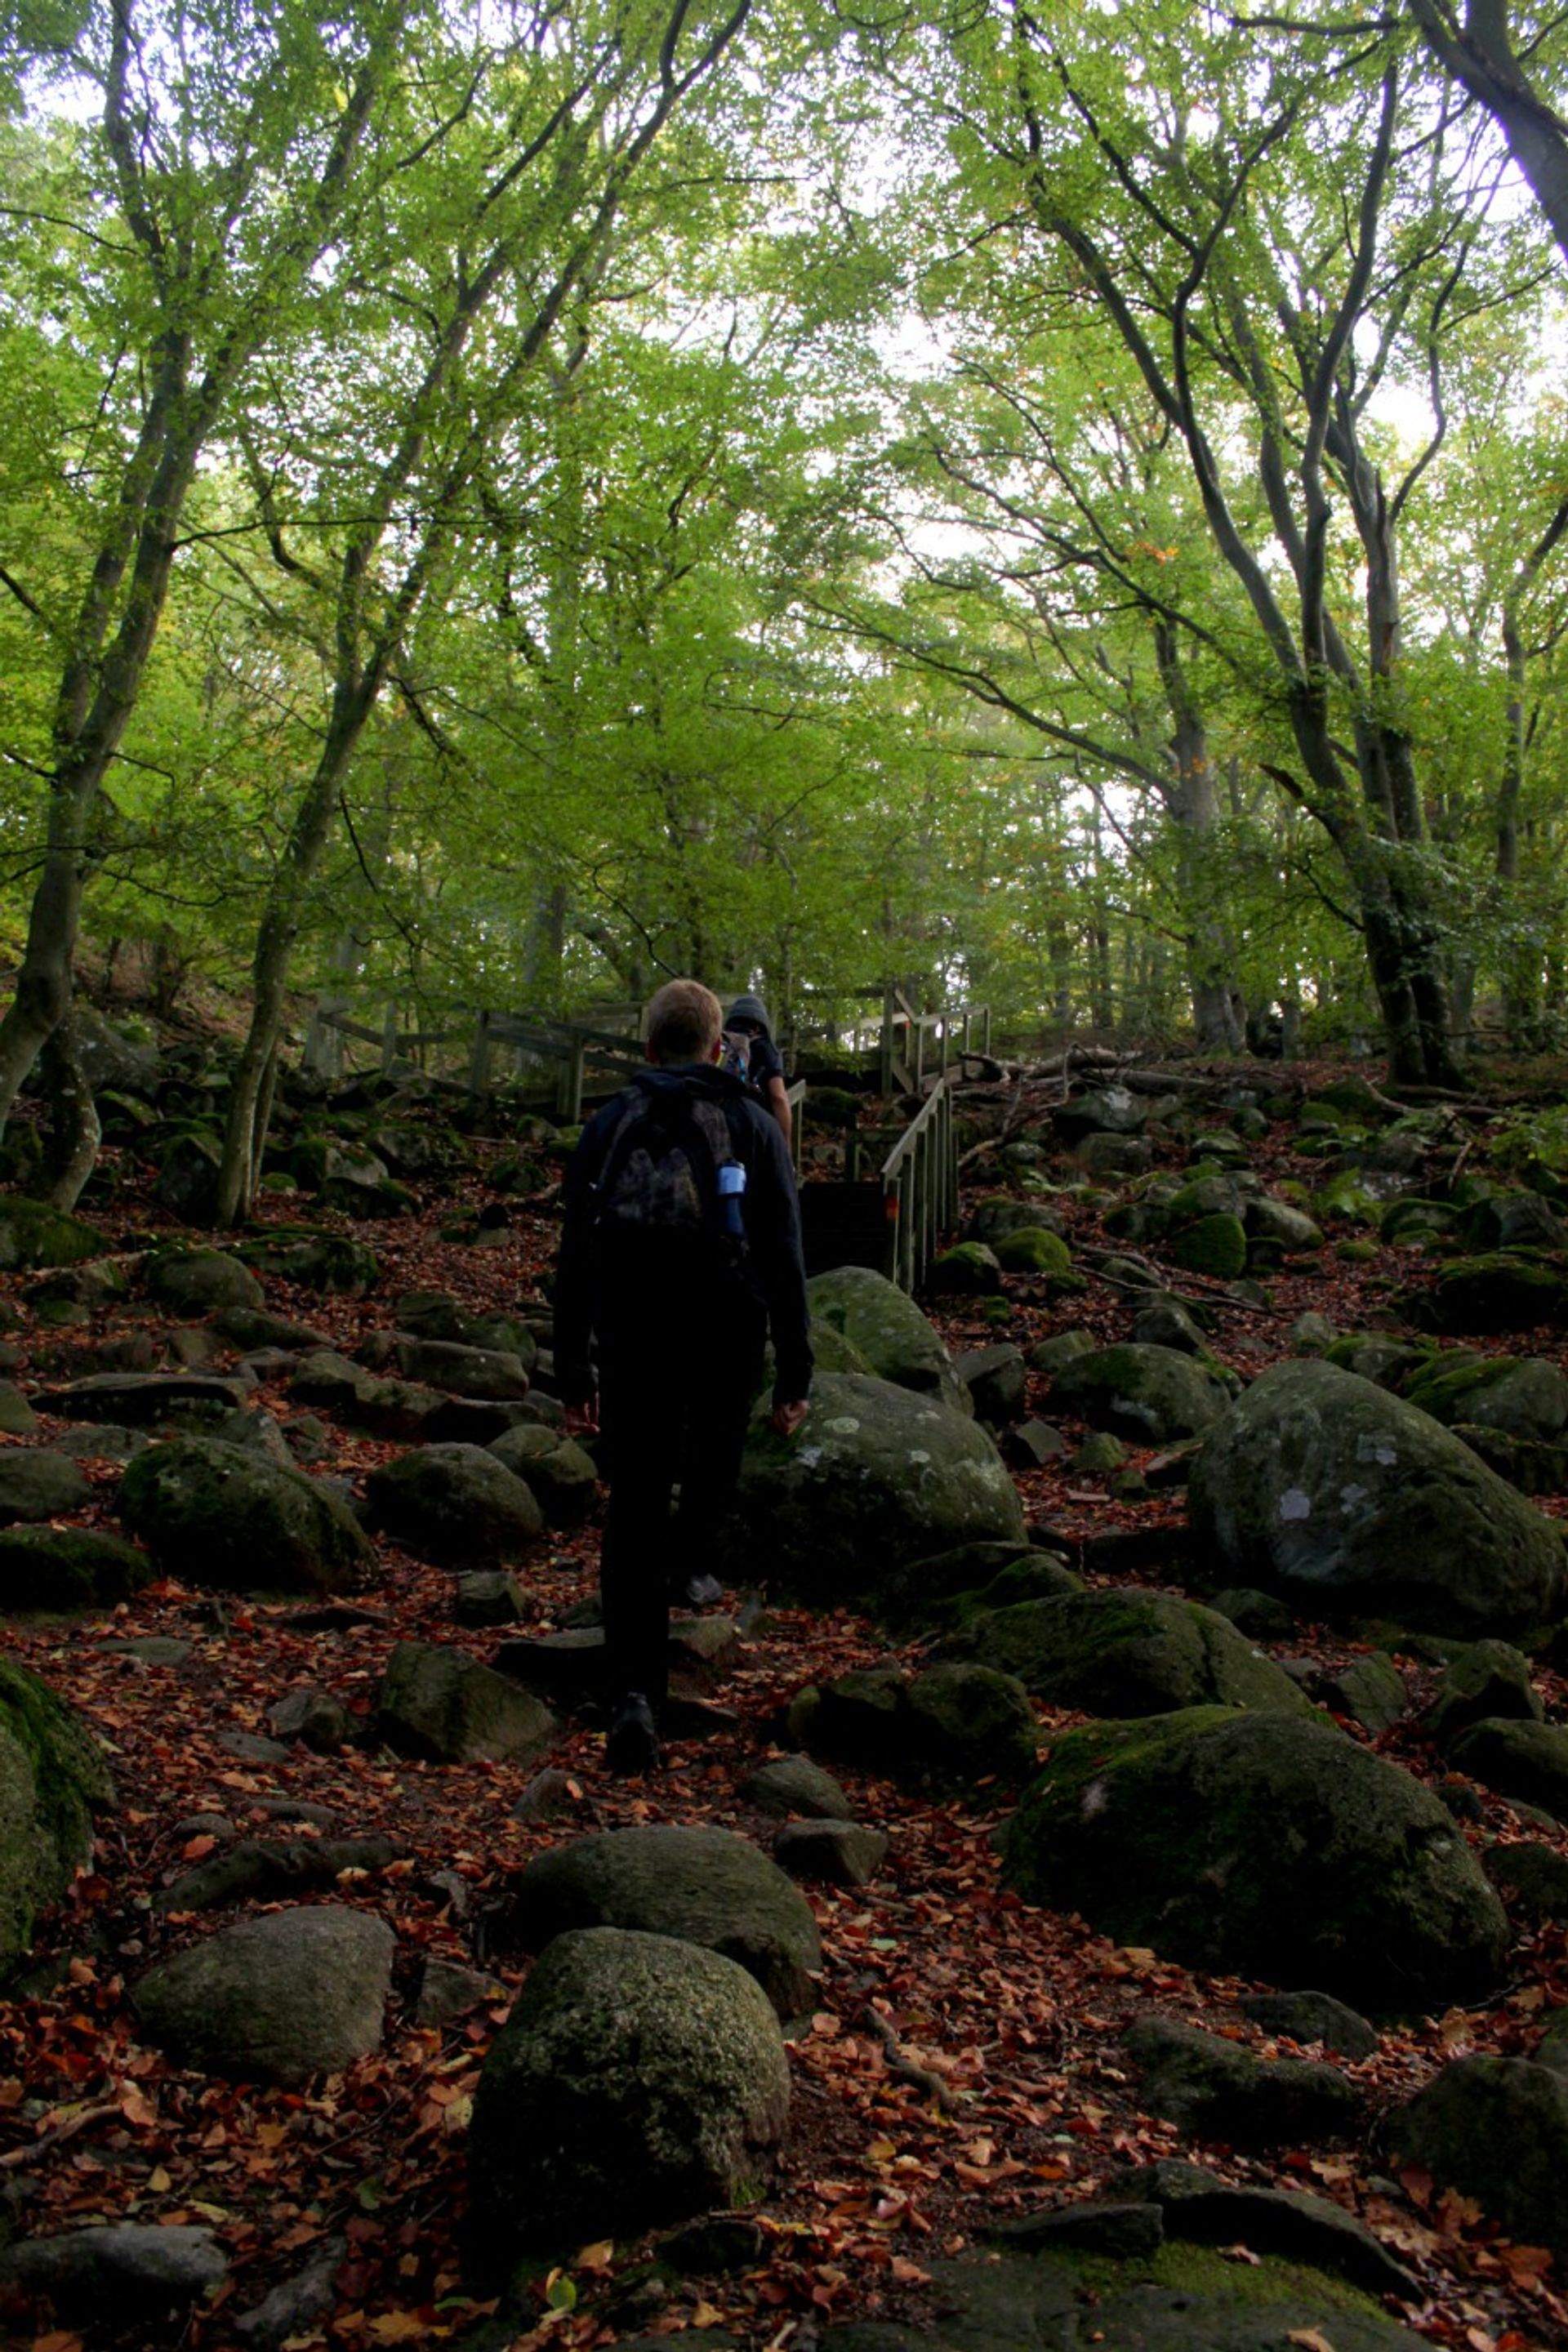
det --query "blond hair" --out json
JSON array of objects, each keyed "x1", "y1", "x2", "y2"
[{"x1": 645, "y1": 978, "x2": 723, "y2": 1064}]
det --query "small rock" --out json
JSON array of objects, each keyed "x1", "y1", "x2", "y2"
[
  {"x1": 510, "y1": 1766, "x2": 581, "y2": 1824},
  {"x1": 416, "y1": 1958, "x2": 502, "y2": 2028},
  {"x1": 0, "y1": 2222, "x2": 228, "y2": 2328},
  {"x1": 233, "y1": 2234, "x2": 345, "y2": 2350},
  {"x1": 740, "y1": 1753, "x2": 853, "y2": 1820},
  {"x1": 267, "y1": 1687, "x2": 353, "y2": 1753},
  {"x1": 1004, "y1": 1419, "x2": 1067, "y2": 1468},
  {"x1": 1237, "y1": 1989, "x2": 1379, "y2": 2060},
  {"x1": 773, "y1": 1820, "x2": 888, "y2": 1886},
  {"x1": 454, "y1": 1568, "x2": 527, "y2": 1627},
  {"x1": 1124, "y1": 2014, "x2": 1364, "y2": 2148}
]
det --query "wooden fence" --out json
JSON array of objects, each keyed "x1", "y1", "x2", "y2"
[
  {"x1": 877, "y1": 988, "x2": 991, "y2": 1094},
  {"x1": 797, "y1": 1071, "x2": 959, "y2": 1294}
]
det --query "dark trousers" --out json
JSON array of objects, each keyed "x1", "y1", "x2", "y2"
[{"x1": 596, "y1": 1298, "x2": 764, "y2": 1710}]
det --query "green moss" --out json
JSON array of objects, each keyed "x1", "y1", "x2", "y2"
[
  {"x1": 1405, "y1": 1356, "x2": 1517, "y2": 1420},
  {"x1": 1428, "y1": 1253, "x2": 1568, "y2": 1335},
  {"x1": 1312, "y1": 1174, "x2": 1380, "y2": 1224},
  {"x1": 993, "y1": 1226, "x2": 1071, "y2": 1275},
  {"x1": 1335, "y1": 1238, "x2": 1379, "y2": 1263},
  {"x1": 929, "y1": 1241, "x2": 1004, "y2": 1294},
  {"x1": 0, "y1": 1198, "x2": 110, "y2": 1272},
  {"x1": 1171, "y1": 1214, "x2": 1247, "y2": 1278},
  {"x1": 1381, "y1": 1196, "x2": 1454, "y2": 1243},
  {"x1": 1047, "y1": 2239, "x2": 1388, "y2": 2322},
  {"x1": 0, "y1": 1655, "x2": 114, "y2": 1969}
]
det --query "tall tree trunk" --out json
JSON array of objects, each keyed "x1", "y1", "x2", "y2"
[
  {"x1": 40, "y1": 1013, "x2": 101, "y2": 1215},
  {"x1": 216, "y1": 713, "x2": 367, "y2": 1223}
]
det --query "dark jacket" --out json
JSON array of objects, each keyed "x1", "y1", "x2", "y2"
[{"x1": 553, "y1": 1063, "x2": 813, "y2": 1410}]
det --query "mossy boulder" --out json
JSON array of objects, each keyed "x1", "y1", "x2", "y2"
[
  {"x1": 0, "y1": 1526, "x2": 151, "y2": 1612},
  {"x1": 1171, "y1": 1214, "x2": 1249, "y2": 1279},
  {"x1": 1459, "y1": 1189, "x2": 1566, "y2": 1253},
  {"x1": 467, "y1": 1927, "x2": 789, "y2": 2263},
  {"x1": 1447, "y1": 1717, "x2": 1568, "y2": 1819},
  {"x1": 1049, "y1": 1343, "x2": 1230, "y2": 1445},
  {"x1": 503, "y1": 1826, "x2": 821, "y2": 2021},
  {"x1": 1424, "y1": 1253, "x2": 1568, "y2": 1335},
  {"x1": 0, "y1": 1450, "x2": 91, "y2": 1525},
  {"x1": 718, "y1": 1373, "x2": 1024, "y2": 1606},
  {"x1": 135, "y1": 1905, "x2": 394, "y2": 2083},
  {"x1": 145, "y1": 1249, "x2": 263, "y2": 1315},
  {"x1": 969, "y1": 1195, "x2": 1065, "y2": 1249},
  {"x1": 363, "y1": 1443, "x2": 543, "y2": 1561},
  {"x1": 927, "y1": 1240, "x2": 1004, "y2": 1296},
  {"x1": 394, "y1": 1291, "x2": 539, "y2": 1374},
  {"x1": 0, "y1": 1197, "x2": 110, "y2": 1272},
  {"x1": 486, "y1": 1425, "x2": 597, "y2": 1526},
  {"x1": 1380, "y1": 1197, "x2": 1455, "y2": 1245},
  {"x1": 118, "y1": 1437, "x2": 374, "y2": 1594},
  {"x1": 1403, "y1": 1353, "x2": 1568, "y2": 1442},
  {"x1": 1387, "y1": 2057, "x2": 1568, "y2": 2256},
  {"x1": 805, "y1": 1266, "x2": 970, "y2": 1415},
  {"x1": 993, "y1": 1226, "x2": 1074, "y2": 1276},
  {"x1": 1000, "y1": 1707, "x2": 1508, "y2": 2011},
  {"x1": 1187, "y1": 1360, "x2": 1566, "y2": 1637},
  {"x1": 0, "y1": 1655, "x2": 114, "y2": 1972},
  {"x1": 1243, "y1": 1197, "x2": 1324, "y2": 1254},
  {"x1": 939, "y1": 1590, "x2": 1312, "y2": 1718},
  {"x1": 238, "y1": 1230, "x2": 379, "y2": 1296},
  {"x1": 789, "y1": 1660, "x2": 1039, "y2": 1787}
]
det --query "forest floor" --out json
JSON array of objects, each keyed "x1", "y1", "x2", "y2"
[{"x1": 2, "y1": 1054, "x2": 1567, "y2": 2352}]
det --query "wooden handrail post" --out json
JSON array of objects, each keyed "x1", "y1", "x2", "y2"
[
  {"x1": 558, "y1": 1036, "x2": 586, "y2": 1125},
  {"x1": 467, "y1": 1010, "x2": 494, "y2": 1100},
  {"x1": 880, "y1": 984, "x2": 895, "y2": 1097}
]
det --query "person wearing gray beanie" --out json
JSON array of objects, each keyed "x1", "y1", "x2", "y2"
[{"x1": 723, "y1": 993, "x2": 791, "y2": 1148}]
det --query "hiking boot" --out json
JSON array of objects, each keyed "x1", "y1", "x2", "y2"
[
  {"x1": 606, "y1": 1690, "x2": 661, "y2": 1776},
  {"x1": 676, "y1": 1571, "x2": 724, "y2": 1610}
]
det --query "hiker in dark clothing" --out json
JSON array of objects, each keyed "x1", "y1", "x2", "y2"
[
  {"x1": 555, "y1": 978, "x2": 813, "y2": 1774},
  {"x1": 723, "y1": 991, "x2": 792, "y2": 1152}
]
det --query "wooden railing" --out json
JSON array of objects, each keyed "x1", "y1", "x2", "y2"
[
  {"x1": 310, "y1": 1004, "x2": 808, "y2": 1170},
  {"x1": 877, "y1": 989, "x2": 991, "y2": 1095},
  {"x1": 879, "y1": 1074, "x2": 958, "y2": 1290}
]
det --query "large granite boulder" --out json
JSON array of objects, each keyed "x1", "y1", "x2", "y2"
[
  {"x1": 468, "y1": 1927, "x2": 788, "y2": 2262},
  {"x1": 789, "y1": 1661, "x2": 1039, "y2": 1787},
  {"x1": 0, "y1": 1655, "x2": 114, "y2": 1972},
  {"x1": 374, "y1": 1640, "x2": 556, "y2": 1765},
  {"x1": 804, "y1": 1267, "x2": 971, "y2": 1415},
  {"x1": 0, "y1": 1525, "x2": 152, "y2": 1612},
  {"x1": 145, "y1": 1249, "x2": 264, "y2": 1315},
  {"x1": 393, "y1": 1337, "x2": 531, "y2": 1400},
  {"x1": 503, "y1": 1824, "x2": 820, "y2": 2020},
  {"x1": 1403, "y1": 1352, "x2": 1568, "y2": 1443},
  {"x1": 0, "y1": 1198, "x2": 109, "y2": 1271},
  {"x1": 1000, "y1": 1707, "x2": 1508, "y2": 2011},
  {"x1": 1387, "y1": 2056, "x2": 1568, "y2": 2256},
  {"x1": 1187, "y1": 1359, "x2": 1566, "y2": 1636},
  {"x1": 718, "y1": 1373, "x2": 1023, "y2": 1605},
  {"x1": 486, "y1": 1425, "x2": 597, "y2": 1525},
  {"x1": 1049, "y1": 1345, "x2": 1230, "y2": 1444},
  {"x1": 118, "y1": 1438, "x2": 373, "y2": 1594},
  {"x1": 394, "y1": 1290, "x2": 539, "y2": 1374},
  {"x1": 363, "y1": 1443, "x2": 542, "y2": 1561},
  {"x1": 135, "y1": 1904, "x2": 394, "y2": 2082},
  {"x1": 938, "y1": 1590, "x2": 1312, "y2": 1718},
  {"x1": 0, "y1": 1450, "x2": 91, "y2": 1525},
  {"x1": 1425, "y1": 1253, "x2": 1568, "y2": 1335},
  {"x1": 0, "y1": 2223, "x2": 227, "y2": 2332}
]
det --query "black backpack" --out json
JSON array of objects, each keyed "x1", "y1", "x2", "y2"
[{"x1": 591, "y1": 1082, "x2": 746, "y2": 1254}]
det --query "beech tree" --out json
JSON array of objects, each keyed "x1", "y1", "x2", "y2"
[{"x1": 0, "y1": 0, "x2": 432, "y2": 1185}]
